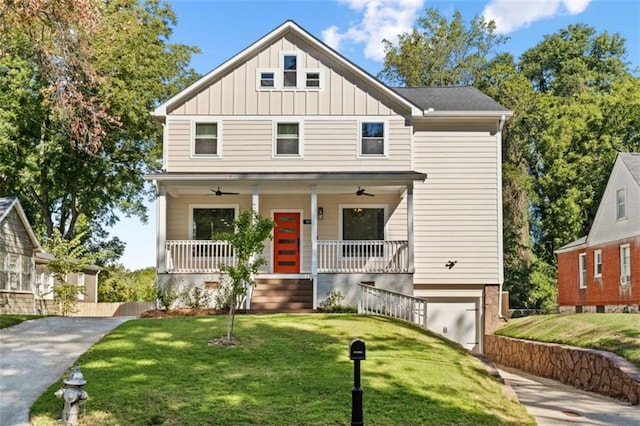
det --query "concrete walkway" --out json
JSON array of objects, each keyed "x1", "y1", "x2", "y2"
[
  {"x1": 499, "y1": 367, "x2": 640, "y2": 425},
  {"x1": 0, "y1": 316, "x2": 131, "y2": 426}
]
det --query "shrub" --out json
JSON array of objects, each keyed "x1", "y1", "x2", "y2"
[
  {"x1": 156, "y1": 279, "x2": 180, "y2": 311},
  {"x1": 317, "y1": 290, "x2": 357, "y2": 313},
  {"x1": 181, "y1": 286, "x2": 212, "y2": 309}
]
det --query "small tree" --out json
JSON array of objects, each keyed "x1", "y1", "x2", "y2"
[
  {"x1": 218, "y1": 209, "x2": 274, "y2": 342},
  {"x1": 44, "y1": 228, "x2": 101, "y2": 316}
]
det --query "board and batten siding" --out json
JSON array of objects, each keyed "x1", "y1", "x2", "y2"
[
  {"x1": 164, "y1": 118, "x2": 411, "y2": 173},
  {"x1": 412, "y1": 120, "x2": 501, "y2": 284},
  {"x1": 587, "y1": 161, "x2": 640, "y2": 246},
  {"x1": 168, "y1": 34, "x2": 403, "y2": 117}
]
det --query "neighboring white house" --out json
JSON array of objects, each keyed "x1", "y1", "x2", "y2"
[
  {"x1": 146, "y1": 21, "x2": 512, "y2": 352},
  {"x1": 0, "y1": 196, "x2": 100, "y2": 314}
]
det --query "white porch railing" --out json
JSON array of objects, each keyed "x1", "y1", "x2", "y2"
[
  {"x1": 317, "y1": 240, "x2": 408, "y2": 273},
  {"x1": 164, "y1": 239, "x2": 409, "y2": 274},
  {"x1": 357, "y1": 283, "x2": 427, "y2": 328},
  {"x1": 165, "y1": 240, "x2": 236, "y2": 273}
]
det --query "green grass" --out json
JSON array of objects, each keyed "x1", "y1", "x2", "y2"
[
  {"x1": 495, "y1": 313, "x2": 640, "y2": 367},
  {"x1": 0, "y1": 314, "x2": 44, "y2": 329},
  {"x1": 31, "y1": 314, "x2": 533, "y2": 425}
]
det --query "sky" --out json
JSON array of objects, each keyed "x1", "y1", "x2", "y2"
[{"x1": 110, "y1": 0, "x2": 640, "y2": 271}]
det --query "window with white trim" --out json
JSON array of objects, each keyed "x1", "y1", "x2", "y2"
[
  {"x1": 274, "y1": 122, "x2": 301, "y2": 156},
  {"x1": 360, "y1": 122, "x2": 386, "y2": 157},
  {"x1": 260, "y1": 71, "x2": 275, "y2": 88},
  {"x1": 77, "y1": 272, "x2": 85, "y2": 301},
  {"x1": 620, "y1": 244, "x2": 631, "y2": 285},
  {"x1": 341, "y1": 206, "x2": 386, "y2": 257},
  {"x1": 283, "y1": 54, "x2": 297, "y2": 87},
  {"x1": 192, "y1": 208, "x2": 236, "y2": 240},
  {"x1": 193, "y1": 122, "x2": 220, "y2": 157},
  {"x1": 616, "y1": 188, "x2": 626, "y2": 220},
  {"x1": 594, "y1": 250, "x2": 602, "y2": 278},
  {"x1": 579, "y1": 253, "x2": 587, "y2": 288},
  {"x1": 305, "y1": 71, "x2": 320, "y2": 88}
]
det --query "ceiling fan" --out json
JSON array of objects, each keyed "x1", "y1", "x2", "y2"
[
  {"x1": 210, "y1": 187, "x2": 239, "y2": 196},
  {"x1": 356, "y1": 187, "x2": 374, "y2": 197}
]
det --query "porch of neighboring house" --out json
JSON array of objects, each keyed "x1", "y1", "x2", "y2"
[{"x1": 151, "y1": 172, "x2": 425, "y2": 312}]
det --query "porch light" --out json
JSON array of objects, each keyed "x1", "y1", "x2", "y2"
[{"x1": 318, "y1": 207, "x2": 324, "y2": 220}]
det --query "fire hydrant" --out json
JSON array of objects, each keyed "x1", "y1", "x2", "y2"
[{"x1": 54, "y1": 365, "x2": 88, "y2": 425}]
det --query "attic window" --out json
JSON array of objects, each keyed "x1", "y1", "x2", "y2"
[
  {"x1": 616, "y1": 188, "x2": 626, "y2": 220},
  {"x1": 260, "y1": 72, "x2": 275, "y2": 88},
  {"x1": 305, "y1": 72, "x2": 320, "y2": 88},
  {"x1": 283, "y1": 55, "x2": 297, "y2": 87}
]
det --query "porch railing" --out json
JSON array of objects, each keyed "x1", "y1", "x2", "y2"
[
  {"x1": 357, "y1": 283, "x2": 427, "y2": 328},
  {"x1": 317, "y1": 240, "x2": 408, "y2": 273},
  {"x1": 165, "y1": 240, "x2": 236, "y2": 273}
]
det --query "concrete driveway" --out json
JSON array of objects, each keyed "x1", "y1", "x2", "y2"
[
  {"x1": 0, "y1": 316, "x2": 131, "y2": 426},
  {"x1": 499, "y1": 367, "x2": 640, "y2": 425}
]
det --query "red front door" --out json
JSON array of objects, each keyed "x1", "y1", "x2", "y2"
[{"x1": 274, "y1": 212, "x2": 300, "y2": 273}]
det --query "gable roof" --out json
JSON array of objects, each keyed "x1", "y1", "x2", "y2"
[
  {"x1": 393, "y1": 87, "x2": 512, "y2": 116},
  {"x1": 154, "y1": 20, "x2": 511, "y2": 120},
  {"x1": 0, "y1": 196, "x2": 44, "y2": 252},
  {"x1": 619, "y1": 153, "x2": 640, "y2": 186}
]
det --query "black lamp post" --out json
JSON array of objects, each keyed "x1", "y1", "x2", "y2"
[{"x1": 349, "y1": 339, "x2": 366, "y2": 426}]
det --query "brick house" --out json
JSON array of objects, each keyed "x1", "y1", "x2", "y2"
[{"x1": 556, "y1": 153, "x2": 640, "y2": 313}]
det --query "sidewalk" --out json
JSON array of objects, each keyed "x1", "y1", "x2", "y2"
[
  {"x1": 498, "y1": 366, "x2": 640, "y2": 425},
  {"x1": 0, "y1": 316, "x2": 131, "y2": 426}
]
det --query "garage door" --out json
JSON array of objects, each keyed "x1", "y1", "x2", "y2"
[{"x1": 426, "y1": 299, "x2": 479, "y2": 351}]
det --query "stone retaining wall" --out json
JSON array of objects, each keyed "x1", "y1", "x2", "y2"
[{"x1": 485, "y1": 334, "x2": 640, "y2": 405}]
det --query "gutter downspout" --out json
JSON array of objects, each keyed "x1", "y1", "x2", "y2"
[{"x1": 497, "y1": 114, "x2": 507, "y2": 321}]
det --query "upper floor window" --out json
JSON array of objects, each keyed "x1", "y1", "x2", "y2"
[
  {"x1": 620, "y1": 244, "x2": 631, "y2": 285},
  {"x1": 594, "y1": 250, "x2": 602, "y2": 278},
  {"x1": 579, "y1": 253, "x2": 587, "y2": 289},
  {"x1": 260, "y1": 72, "x2": 275, "y2": 88},
  {"x1": 193, "y1": 122, "x2": 220, "y2": 157},
  {"x1": 283, "y1": 55, "x2": 297, "y2": 87},
  {"x1": 360, "y1": 122, "x2": 386, "y2": 157},
  {"x1": 274, "y1": 122, "x2": 302, "y2": 157},
  {"x1": 616, "y1": 188, "x2": 626, "y2": 220},
  {"x1": 305, "y1": 72, "x2": 320, "y2": 88}
]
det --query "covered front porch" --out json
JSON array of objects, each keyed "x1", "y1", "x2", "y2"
[{"x1": 149, "y1": 171, "x2": 426, "y2": 309}]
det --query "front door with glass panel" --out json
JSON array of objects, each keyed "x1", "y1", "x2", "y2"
[{"x1": 274, "y1": 212, "x2": 300, "y2": 273}]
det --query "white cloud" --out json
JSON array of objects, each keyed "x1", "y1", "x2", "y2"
[
  {"x1": 321, "y1": 0, "x2": 425, "y2": 62},
  {"x1": 482, "y1": 0, "x2": 591, "y2": 34}
]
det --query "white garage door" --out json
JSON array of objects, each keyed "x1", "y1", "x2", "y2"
[{"x1": 426, "y1": 299, "x2": 479, "y2": 351}]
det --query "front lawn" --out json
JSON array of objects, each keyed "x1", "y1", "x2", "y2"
[
  {"x1": 495, "y1": 313, "x2": 640, "y2": 367},
  {"x1": 0, "y1": 314, "x2": 44, "y2": 329},
  {"x1": 31, "y1": 314, "x2": 533, "y2": 425}
]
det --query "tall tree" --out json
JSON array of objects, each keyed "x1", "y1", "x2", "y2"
[
  {"x1": 0, "y1": 0, "x2": 199, "y2": 246},
  {"x1": 378, "y1": 8, "x2": 507, "y2": 86}
]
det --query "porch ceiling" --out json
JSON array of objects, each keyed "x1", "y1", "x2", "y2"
[{"x1": 146, "y1": 171, "x2": 426, "y2": 197}]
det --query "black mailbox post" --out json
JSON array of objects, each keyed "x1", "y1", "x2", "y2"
[{"x1": 349, "y1": 339, "x2": 366, "y2": 426}]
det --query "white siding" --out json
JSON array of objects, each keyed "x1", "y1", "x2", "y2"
[
  {"x1": 169, "y1": 33, "x2": 403, "y2": 117},
  {"x1": 412, "y1": 120, "x2": 501, "y2": 284},
  {"x1": 165, "y1": 118, "x2": 411, "y2": 173},
  {"x1": 588, "y1": 160, "x2": 640, "y2": 246}
]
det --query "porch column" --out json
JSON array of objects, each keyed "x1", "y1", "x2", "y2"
[
  {"x1": 252, "y1": 185, "x2": 259, "y2": 215},
  {"x1": 311, "y1": 185, "x2": 318, "y2": 309},
  {"x1": 407, "y1": 182, "x2": 415, "y2": 273},
  {"x1": 156, "y1": 184, "x2": 167, "y2": 273}
]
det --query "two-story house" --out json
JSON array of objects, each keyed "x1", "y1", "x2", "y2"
[
  {"x1": 146, "y1": 21, "x2": 512, "y2": 351},
  {"x1": 556, "y1": 153, "x2": 640, "y2": 313}
]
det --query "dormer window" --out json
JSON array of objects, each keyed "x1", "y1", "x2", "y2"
[
  {"x1": 616, "y1": 188, "x2": 626, "y2": 220},
  {"x1": 283, "y1": 55, "x2": 297, "y2": 87}
]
